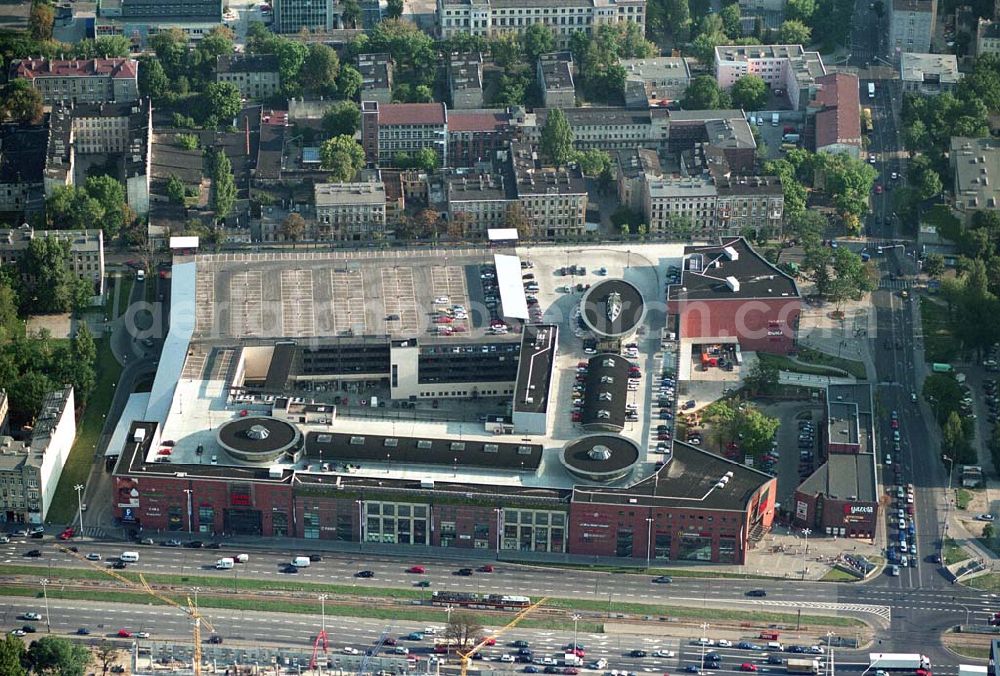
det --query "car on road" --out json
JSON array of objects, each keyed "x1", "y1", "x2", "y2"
[
  {"x1": 745, "y1": 589, "x2": 767, "y2": 597},
  {"x1": 86, "y1": 553, "x2": 102, "y2": 561},
  {"x1": 684, "y1": 666, "x2": 701, "y2": 674},
  {"x1": 630, "y1": 650, "x2": 648, "y2": 658},
  {"x1": 22, "y1": 612, "x2": 41, "y2": 621},
  {"x1": 654, "y1": 650, "x2": 676, "y2": 658},
  {"x1": 112, "y1": 560, "x2": 127, "y2": 569},
  {"x1": 652, "y1": 575, "x2": 673, "y2": 583},
  {"x1": 58, "y1": 527, "x2": 75, "y2": 540},
  {"x1": 717, "y1": 640, "x2": 733, "y2": 648},
  {"x1": 403, "y1": 633, "x2": 424, "y2": 641},
  {"x1": 407, "y1": 566, "x2": 426, "y2": 574},
  {"x1": 875, "y1": 184, "x2": 884, "y2": 194},
  {"x1": 455, "y1": 568, "x2": 474, "y2": 576},
  {"x1": 282, "y1": 564, "x2": 299, "y2": 574},
  {"x1": 76, "y1": 628, "x2": 91, "y2": 635},
  {"x1": 501, "y1": 655, "x2": 516, "y2": 663},
  {"x1": 309, "y1": 554, "x2": 323, "y2": 562},
  {"x1": 524, "y1": 667, "x2": 539, "y2": 673},
  {"x1": 741, "y1": 664, "x2": 758, "y2": 672},
  {"x1": 185, "y1": 541, "x2": 203, "y2": 548},
  {"x1": 9, "y1": 629, "x2": 25, "y2": 637},
  {"x1": 415, "y1": 580, "x2": 431, "y2": 587},
  {"x1": 118, "y1": 629, "x2": 133, "y2": 638},
  {"x1": 478, "y1": 564, "x2": 495, "y2": 573},
  {"x1": 136, "y1": 632, "x2": 150, "y2": 639},
  {"x1": 208, "y1": 635, "x2": 223, "y2": 644},
  {"x1": 513, "y1": 640, "x2": 530, "y2": 648},
  {"x1": 24, "y1": 549, "x2": 41, "y2": 558},
  {"x1": 343, "y1": 647, "x2": 360, "y2": 655},
  {"x1": 355, "y1": 570, "x2": 375, "y2": 578},
  {"x1": 162, "y1": 539, "x2": 182, "y2": 547},
  {"x1": 977, "y1": 514, "x2": 996, "y2": 521},
  {"x1": 768, "y1": 656, "x2": 784, "y2": 665}
]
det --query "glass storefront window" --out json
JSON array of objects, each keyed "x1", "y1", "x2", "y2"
[
  {"x1": 304, "y1": 512, "x2": 320, "y2": 539},
  {"x1": 363, "y1": 501, "x2": 430, "y2": 545},
  {"x1": 501, "y1": 509, "x2": 566, "y2": 553}
]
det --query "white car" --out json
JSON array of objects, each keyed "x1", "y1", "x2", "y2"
[
  {"x1": 423, "y1": 627, "x2": 439, "y2": 635},
  {"x1": 343, "y1": 647, "x2": 360, "y2": 655},
  {"x1": 653, "y1": 650, "x2": 676, "y2": 658},
  {"x1": 869, "y1": 154, "x2": 877, "y2": 164},
  {"x1": 22, "y1": 612, "x2": 41, "y2": 621},
  {"x1": 500, "y1": 655, "x2": 516, "y2": 663},
  {"x1": 891, "y1": 172, "x2": 899, "y2": 180},
  {"x1": 809, "y1": 646, "x2": 825, "y2": 654},
  {"x1": 716, "y1": 640, "x2": 732, "y2": 648},
  {"x1": 86, "y1": 553, "x2": 102, "y2": 561},
  {"x1": 434, "y1": 297, "x2": 449, "y2": 304},
  {"x1": 977, "y1": 514, "x2": 996, "y2": 521},
  {"x1": 136, "y1": 632, "x2": 150, "y2": 639},
  {"x1": 695, "y1": 638, "x2": 715, "y2": 646}
]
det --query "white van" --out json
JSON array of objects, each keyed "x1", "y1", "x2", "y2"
[
  {"x1": 292, "y1": 556, "x2": 311, "y2": 568},
  {"x1": 767, "y1": 641, "x2": 784, "y2": 651},
  {"x1": 215, "y1": 558, "x2": 235, "y2": 569},
  {"x1": 234, "y1": 553, "x2": 249, "y2": 563},
  {"x1": 136, "y1": 269, "x2": 145, "y2": 282},
  {"x1": 120, "y1": 551, "x2": 140, "y2": 563}
]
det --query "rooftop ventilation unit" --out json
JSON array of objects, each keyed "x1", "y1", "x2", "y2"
[
  {"x1": 725, "y1": 276, "x2": 740, "y2": 292},
  {"x1": 723, "y1": 245, "x2": 739, "y2": 260}
]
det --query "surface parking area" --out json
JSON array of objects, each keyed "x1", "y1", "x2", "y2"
[
  {"x1": 280, "y1": 269, "x2": 315, "y2": 337},
  {"x1": 195, "y1": 269, "x2": 215, "y2": 334},
  {"x1": 761, "y1": 401, "x2": 823, "y2": 505},
  {"x1": 331, "y1": 268, "x2": 369, "y2": 335},
  {"x1": 229, "y1": 270, "x2": 264, "y2": 336},
  {"x1": 380, "y1": 267, "x2": 418, "y2": 335}
]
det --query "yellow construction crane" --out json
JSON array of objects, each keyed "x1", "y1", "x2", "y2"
[
  {"x1": 458, "y1": 597, "x2": 549, "y2": 676},
  {"x1": 57, "y1": 545, "x2": 215, "y2": 676}
]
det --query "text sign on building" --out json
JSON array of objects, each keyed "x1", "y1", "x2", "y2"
[
  {"x1": 231, "y1": 492, "x2": 252, "y2": 506},
  {"x1": 795, "y1": 500, "x2": 808, "y2": 520},
  {"x1": 842, "y1": 503, "x2": 874, "y2": 523}
]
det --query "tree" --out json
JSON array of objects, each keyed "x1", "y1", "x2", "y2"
[
  {"x1": 522, "y1": 23, "x2": 555, "y2": 61},
  {"x1": 924, "y1": 253, "x2": 945, "y2": 278},
  {"x1": 490, "y1": 33, "x2": 525, "y2": 68},
  {"x1": 395, "y1": 147, "x2": 438, "y2": 171},
  {"x1": 21, "y1": 237, "x2": 75, "y2": 313},
  {"x1": 334, "y1": 65, "x2": 362, "y2": 100},
  {"x1": 319, "y1": 135, "x2": 365, "y2": 181},
  {"x1": 720, "y1": 2, "x2": 741, "y2": 37},
  {"x1": 342, "y1": 0, "x2": 362, "y2": 26},
  {"x1": 321, "y1": 101, "x2": 360, "y2": 137},
  {"x1": 301, "y1": 43, "x2": 341, "y2": 95},
  {"x1": 84, "y1": 175, "x2": 128, "y2": 239},
  {"x1": 744, "y1": 359, "x2": 779, "y2": 394},
  {"x1": 826, "y1": 246, "x2": 875, "y2": 309},
  {"x1": 29, "y1": 1, "x2": 54, "y2": 41},
  {"x1": 386, "y1": 0, "x2": 404, "y2": 18},
  {"x1": 942, "y1": 410, "x2": 973, "y2": 464},
  {"x1": 282, "y1": 213, "x2": 307, "y2": 243},
  {"x1": 210, "y1": 149, "x2": 237, "y2": 220},
  {"x1": 572, "y1": 149, "x2": 612, "y2": 176},
  {"x1": 0, "y1": 634, "x2": 26, "y2": 676},
  {"x1": 137, "y1": 56, "x2": 169, "y2": 100},
  {"x1": 26, "y1": 636, "x2": 91, "y2": 676},
  {"x1": 201, "y1": 25, "x2": 235, "y2": 58},
  {"x1": 445, "y1": 611, "x2": 484, "y2": 651},
  {"x1": 777, "y1": 19, "x2": 812, "y2": 44},
  {"x1": 202, "y1": 82, "x2": 242, "y2": 125},
  {"x1": 986, "y1": 523, "x2": 996, "y2": 540},
  {"x1": 785, "y1": 0, "x2": 816, "y2": 21},
  {"x1": 447, "y1": 212, "x2": 471, "y2": 239},
  {"x1": 681, "y1": 75, "x2": 730, "y2": 110},
  {"x1": 164, "y1": 175, "x2": 186, "y2": 206},
  {"x1": 505, "y1": 203, "x2": 532, "y2": 240},
  {"x1": 540, "y1": 109, "x2": 574, "y2": 168},
  {"x1": 4, "y1": 80, "x2": 43, "y2": 125},
  {"x1": 69, "y1": 323, "x2": 96, "y2": 399},
  {"x1": 648, "y1": 0, "x2": 691, "y2": 41},
  {"x1": 97, "y1": 641, "x2": 121, "y2": 676},
  {"x1": 729, "y1": 74, "x2": 768, "y2": 110},
  {"x1": 367, "y1": 20, "x2": 435, "y2": 73}
]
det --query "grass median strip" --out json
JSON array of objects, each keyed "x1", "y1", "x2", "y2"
[{"x1": 0, "y1": 564, "x2": 863, "y2": 629}]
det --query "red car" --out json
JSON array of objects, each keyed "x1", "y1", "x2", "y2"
[
  {"x1": 58, "y1": 527, "x2": 75, "y2": 540},
  {"x1": 564, "y1": 669, "x2": 580, "y2": 675},
  {"x1": 571, "y1": 413, "x2": 582, "y2": 422},
  {"x1": 434, "y1": 316, "x2": 453, "y2": 324},
  {"x1": 875, "y1": 184, "x2": 884, "y2": 194},
  {"x1": 740, "y1": 664, "x2": 757, "y2": 672},
  {"x1": 478, "y1": 564, "x2": 494, "y2": 573},
  {"x1": 118, "y1": 629, "x2": 132, "y2": 638},
  {"x1": 479, "y1": 637, "x2": 496, "y2": 646},
  {"x1": 407, "y1": 566, "x2": 426, "y2": 574},
  {"x1": 891, "y1": 419, "x2": 899, "y2": 429}
]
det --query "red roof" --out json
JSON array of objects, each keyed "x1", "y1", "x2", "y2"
[
  {"x1": 376, "y1": 103, "x2": 446, "y2": 126},
  {"x1": 13, "y1": 57, "x2": 139, "y2": 80},
  {"x1": 813, "y1": 73, "x2": 861, "y2": 150},
  {"x1": 447, "y1": 111, "x2": 509, "y2": 133}
]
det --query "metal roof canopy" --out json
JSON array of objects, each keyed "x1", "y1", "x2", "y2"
[
  {"x1": 487, "y1": 228, "x2": 519, "y2": 241},
  {"x1": 494, "y1": 253, "x2": 529, "y2": 320},
  {"x1": 169, "y1": 236, "x2": 199, "y2": 250}
]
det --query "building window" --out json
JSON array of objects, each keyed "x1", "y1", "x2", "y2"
[
  {"x1": 304, "y1": 511, "x2": 320, "y2": 539},
  {"x1": 197, "y1": 506, "x2": 214, "y2": 534},
  {"x1": 168, "y1": 506, "x2": 183, "y2": 532},
  {"x1": 365, "y1": 500, "x2": 429, "y2": 545},
  {"x1": 501, "y1": 509, "x2": 565, "y2": 553}
]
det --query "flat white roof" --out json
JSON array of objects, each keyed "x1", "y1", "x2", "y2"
[
  {"x1": 494, "y1": 253, "x2": 529, "y2": 320},
  {"x1": 170, "y1": 236, "x2": 199, "y2": 249},
  {"x1": 488, "y1": 228, "x2": 519, "y2": 241},
  {"x1": 105, "y1": 392, "x2": 150, "y2": 456},
  {"x1": 145, "y1": 261, "x2": 196, "y2": 426}
]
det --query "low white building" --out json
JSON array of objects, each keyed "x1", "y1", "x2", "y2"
[{"x1": 900, "y1": 52, "x2": 961, "y2": 95}]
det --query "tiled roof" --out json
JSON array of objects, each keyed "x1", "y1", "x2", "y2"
[
  {"x1": 813, "y1": 73, "x2": 861, "y2": 150},
  {"x1": 447, "y1": 110, "x2": 509, "y2": 132},
  {"x1": 376, "y1": 102, "x2": 447, "y2": 126},
  {"x1": 12, "y1": 57, "x2": 138, "y2": 80}
]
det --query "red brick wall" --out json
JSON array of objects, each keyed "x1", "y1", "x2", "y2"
[{"x1": 667, "y1": 297, "x2": 801, "y2": 354}]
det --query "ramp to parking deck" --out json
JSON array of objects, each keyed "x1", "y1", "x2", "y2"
[{"x1": 495, "y1": 253, "x2": 528, "y2": 320}]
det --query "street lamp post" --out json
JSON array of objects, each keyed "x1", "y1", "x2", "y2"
[
  {"x1": 74, "y1": 484, "x2": 85, "y2": 533},
  {"x1": 699, "y1": 623, "x2": 709, "y2": 670},
  {"x1": 319, "y1": 594, "x2": 328, "y2": 635},
  {"x1": 801, "y1": 528, "x2": 812, "y2": 554},
  {"x1": 645, "y1": 517, "x2": 654, "y2": 569},
  {"x1": 40, "y1": 578, "x2": 50, "y2": 633},
  {"x1": 356, "y1": 500, "x2": 364, "y2": 550},
  {"x1": 183, "y1": 489, "x2": 193, "y2": 533},
  {"x1": 571, "y1": 614, "x2": 581, "y2": 652},
  {"x1": 495, "y1": 508, "x2": 503, "y2": 559},
  {"x1": 943, "y1": 455, "x2": 954, "y2": 556}
]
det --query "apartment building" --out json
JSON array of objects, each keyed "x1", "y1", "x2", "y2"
[
  {"x1": 537, "y1": 52, "x2": 576, "y2": 108},
  {"x1": 0, "y1": 387, "x2": 76, "y2": 525},
  {"x1": 361, "y1": 101, "x2": 448, "y2": 165},
  {"x1": 217, "y1": 54, "x2": 282, "y2": 100},
  {"x1": 714, "y1": 45, "x2": 826, "y2": 110},
  {"x1": 527, "y1": 107, "x2": 669, "y2": 150},
  {"x1": 0, "y1": 227, "x2": 105, "y2": 294},
  {"x1": 716, "y1": 176, "x2": 784, "y2": 239},
  {"x1": 447, "y1": 109, "x2": 517, "y2": 168},
  {"x1": 620, "y1": 56, "x2": 691, "y2": 108},
  {"x1": 445, "y1": 172, "x2": 512, "y2": 236},
  {"x1": 505, "y1": 142, "x2": 587, "y2": 239},
  {"x1": 437, "y1": 0, "x2": 645, "y2": 48},
  {"x1": 448, "y1": 53, "x2": 485, "y2": 109},
  {"x1": 977, "y1": 19, "x2": 1000, "y2": 56},
  {"x1": 10, "y1": 58, "x2": 139, "y2": 105},
  {"x1": 0, "y1": 125, "x2": 48, "y2": 214},
  {"x1": 644, "y1": 175, "x2": 717, "y2": 236},
  {"x1": 358, "y1": 54, "x2": 394, "y2": 104},
  {"x1": 314, "y1": 182, "x2": 387, "y2": 241},
  {"x1": 273, "y1": 0, "x2": 336, "y2": 32},
  {"x1": 616, "y1": 147, "x2": 661, "y2": 213},
  {"x1": 950, "y1": 137, "x2": 1000, "y2": 226},
  {"x1": 890, "y1": 0, "x2": 936, "y2": 56},
  {"x1": 899, "y1": 52, "x2": 961, "y2": 95}
]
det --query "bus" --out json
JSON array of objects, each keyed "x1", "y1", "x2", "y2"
[
  {"x1": 430, "y1": 591, "x2": 532, "y2": 610},
  {"x1": 868, "y1": 82, "x2": 876, "y2": 98},
  {"x1": 931, "y1": 363, "x2": 953, "y2": 373}
]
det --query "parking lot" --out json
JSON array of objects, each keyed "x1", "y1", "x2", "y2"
[
  {"x1": 229, "y1": 270, "x2": 264, "y2": 336},
  {"x1": 332, "y1": 268, "x2": 369, "y2": 335},
  {"x1": 760, "y1": 401, "x2": 823, "y2": 505},
  {"x1": 280, "y1": 269, "x2": 315, "y2": 336}
]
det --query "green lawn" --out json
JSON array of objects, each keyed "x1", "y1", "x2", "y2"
[
  {"x1": 794, "y1": 347, "x2": 868, "y2": 379},
  {"x1": 920, "y1": 297, "x2": 960, "y2": 364},
  {"x1": 957, "y1": 489, "x2": 973, "y2": 510},
  {"x1": 46, "y1": 336, "x2": 122, "y2": 523},
  {"x1": 757, "y1": 353, "x2": 848, "y2": 378},
  {"x1": 943, "y1": 538, "x2": 971, "y2": 565},
  {"x1": 821, "y1": 568, "x2": 861, "y2": 582},
  {"x1": 922, "y1": 204, "x2": 962, "y2": 242},
  {"x1": 948, "y1": 645, "x2": 992, "y2": 660},
  {"x1": 116, "y1": 277, "x2": 134, "y2": 319}
]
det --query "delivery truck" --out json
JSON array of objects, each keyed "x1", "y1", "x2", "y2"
[
  {"x1": 786, "y1": 659, "x2": 820, "y2": 674},
  {"x1": 869, "y1": 653, "x2": 931, "y2": 672}
]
